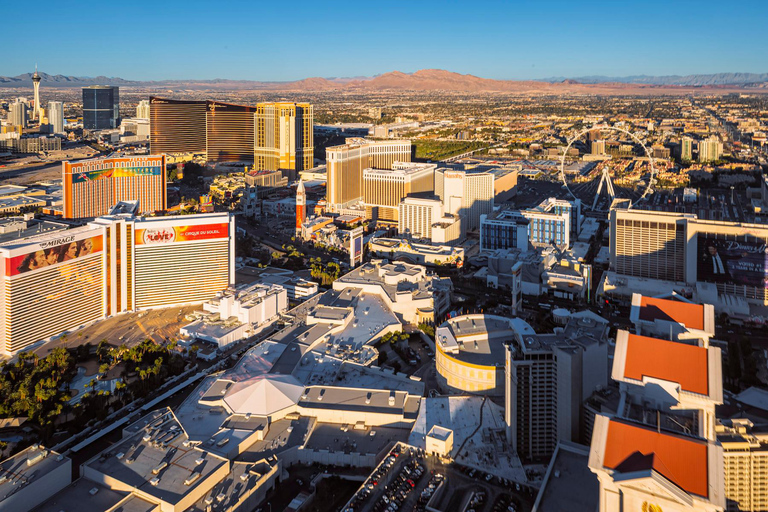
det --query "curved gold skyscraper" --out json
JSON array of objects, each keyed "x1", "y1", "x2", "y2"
[
  {"x1": 206, "y1": 101, "x2": 256, "y2": 162},
  {"x1": 149, "y1": 97, "x2": 207, "y2": 155}
]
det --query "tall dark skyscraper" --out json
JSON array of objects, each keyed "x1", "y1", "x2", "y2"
[{"x1": 82, "y1": 85, "x2": 120, "y2": 130}]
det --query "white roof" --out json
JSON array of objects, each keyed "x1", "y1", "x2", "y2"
[
  {"x1": 223, "y1": 374, "x2": 304, "y2": 416},
  {"x1": 736, "y1": 387, "x2": 768, "y2": 412}
]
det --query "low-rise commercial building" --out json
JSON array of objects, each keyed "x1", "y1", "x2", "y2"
[
  {"x1": 0, "y1": 446, "x2": 71, "y2": 512},
  {"x1": 333, "y1": 260, "x2": 453, "y2": 324},
  {"x1": 425, "y1": 425, "x2": 454, "y2": 458},
  {"x1": 181, "y1": 282, "x2": 287, "y2": 348},
  {"x1": 36, "y1": 259, "x2": 431, "y2": 512},
  {"x1": 368, "y1": 237, "x2": 464, "y2": 267}
]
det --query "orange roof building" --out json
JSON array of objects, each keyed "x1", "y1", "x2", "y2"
[
  {"x1": 589, "y1": 415, "x2": 724, "y2": 511},
  {"x1": 589, "y1": 296, "x2": 725, "y2": 512},
  {"x1": 613, "y1": 330, "x2": 722, "y2": 441},
  {"x1": 630, "y1": 293, "x2": 715, "y2": 346}
]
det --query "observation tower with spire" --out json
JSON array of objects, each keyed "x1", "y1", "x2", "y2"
[{"x1": 32, "y1": 66, "x2": 42, "y2": 121}]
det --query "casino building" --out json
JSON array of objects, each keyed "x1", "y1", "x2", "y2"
[
  {"x1": 0, "y1": 227, "x2": 105, "y2": 355},
  {"x1": 608, "y1": 205, "x2": 768, "y2": 307},
  {"x1": 206, "y1": 101, "x2": 257, "y2": 162},
  {"x1": 62, "y1": 155, "x2": 167, "y2": 219},
  {"x1": 0, "y1": 212, "x2": 235, "y2": 356},
  {"x1": 149, "y1": 97, "x2": 207, "y2": 156},
  {"x1": 149, "y1": 98, "x2": 257, "y2": 162},
  {"x1": 149, "y1": 97, "x2": 313, "y2": 165}
]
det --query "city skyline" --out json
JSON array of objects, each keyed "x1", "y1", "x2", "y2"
[{"x1": 3, "y1": 0, "x2": 767, "y2": 82}]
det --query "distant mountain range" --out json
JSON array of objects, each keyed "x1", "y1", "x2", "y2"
[
  {"x1": 1, "y1": 69, "x2": 766, "y2": 93},
  {"x1": 540, "y1": 72, "x2": 768, "y2": 86}
]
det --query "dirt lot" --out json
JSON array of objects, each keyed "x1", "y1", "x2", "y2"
[
  {"x1": 0, "y1": 143, "x2": 100, "y2": 185},
  {"x1": 32, "y1": 305, "x2": 199, "y2": 356}
]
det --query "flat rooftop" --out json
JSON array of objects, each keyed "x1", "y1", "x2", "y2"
[
  {"x1": 238, "y1": 417, "x2": 314, "y2": 463},
  {"x1": 187, "y1": 460, "x2": 277, "y2": 512},
  {"x1": 0, "y1": 446, "x2": 70, "y2": 504},
  {"x1": 427, "y1": 425, "x2": 452, "y2": 441},
  {"x1": 32, "y1": 480, "x2": 127, "y2": 512},
  {"x1": 84, "y1": 415, "x2": 229, "y2": 506},
  {"x1": 408, "y1": 396, "x2": 525, "y2": 481},
  {"x1": 299, "y1": 387, "x2": 420, "y2": 417},
  {"x1": 0, "y1": 224, "x2": 95, "y2": 250},
  {"x1": 304, "y1": 423, "x2": 410, "y2": 455},
  {"x1": 439, "y1": 315, "x2": 518, "y2": 366},
  {"x1": 534, "y1": 442, "x2": 598, "y2": 512},
  {"x1": 313, "y1": 361, "x2": 424, "y2": 396}
]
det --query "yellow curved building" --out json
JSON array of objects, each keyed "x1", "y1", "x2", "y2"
[{"x1": 435, "y1": 314, "x2": 520, "y2": 395}]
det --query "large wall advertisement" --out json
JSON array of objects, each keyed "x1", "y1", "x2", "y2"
[
  {"x1": 134, "y1": 222, "x2": 229, "y2": 245},
  {"x1": 5, "y1": 233, "x2": 103, "y2": 277},
  {"x1": 697, "y1": 236, "x2": 768, "y2": 288},
  {"x1": 70, "y1": 164, "x2": 163, "y2": 184}
]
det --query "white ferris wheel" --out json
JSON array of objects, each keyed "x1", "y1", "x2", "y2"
[{"x1": 558, "y1": 124, "x2": 656, "y2": 210}]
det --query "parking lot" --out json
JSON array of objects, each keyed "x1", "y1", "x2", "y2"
[
  {"x1": 344, "y1": 444, "x2": 534, "y2": 512},
  {"x1": 343, "y1": 444, "x2": 434, "y2": 512}
]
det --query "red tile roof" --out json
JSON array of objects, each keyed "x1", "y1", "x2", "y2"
[
  {"x1": 604, "y1": 419, "x2": 708, "y2": 498},
  {"x1": 638, "y1": 296, "x2": 705, "y2": 331},
  {"x1": 623, "y1": 334, "x2": 709, "y2": 396}
]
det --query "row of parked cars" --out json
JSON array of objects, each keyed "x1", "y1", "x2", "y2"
[
  {"x1": 371, "y1": 457, "x2": 425, "y2": 512},
  {"x1": 415, "y1": 472, "x2": 445, "y2": 511},
  {"x1": 344, "y1": 445, "x2": 421, "y2": 512}
]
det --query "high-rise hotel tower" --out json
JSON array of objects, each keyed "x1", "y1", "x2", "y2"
[
  {"x1": 150, "y1": 98, "x2": 313, "y2": 167},
  {"x1": 254, "y1": 102, "x2": 313, "y2": 172},
  {"x1": 326, "y1": 138, "x2": 412, "y2": 212},
  {"x1": 62, "y1": 155, "x2": 167, "y2": 219},
  {"x1": 149, "y1": 97, "x2": 207, "y2": 156}
]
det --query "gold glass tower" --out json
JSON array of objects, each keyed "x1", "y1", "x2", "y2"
[{"x1": 254, "y1": 102, "x2": 313, "y2": 172}]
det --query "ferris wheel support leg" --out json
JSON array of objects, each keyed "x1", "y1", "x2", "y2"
[
  {"x1": 593, "y1": 171, "x2": 605, "y2": 210},
  {"x1": 606, "y1": 172, "x2": 616, "y2": 198}
]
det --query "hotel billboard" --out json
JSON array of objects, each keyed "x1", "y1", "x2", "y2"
[
  {"x1": 1, "y1": 212, "x2": 235, "y2": 355},
  {"x1": 0, "y1": 226, "x2": 105, "y2": 355},
  {"x1": 63, "y1": 155, "x2": 167, "y2": 219}
]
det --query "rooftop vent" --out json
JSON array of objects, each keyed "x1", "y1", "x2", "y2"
[
  {"x1": 185, "y1": 472, "x2": 201, "y2": 486},
  {"x1": 27, "y1": 449, "x2": 47, "y2": 467}
]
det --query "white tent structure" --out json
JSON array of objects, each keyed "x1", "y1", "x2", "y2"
[{"x1": 223, "y1": 374, "x2": 304, "y2": 417}]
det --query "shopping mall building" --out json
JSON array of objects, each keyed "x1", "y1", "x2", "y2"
[{"x1": 0, "y1": 212, "x2": 235, "y2": 356}]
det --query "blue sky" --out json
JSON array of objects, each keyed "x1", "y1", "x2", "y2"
[{"x1": 4, "y1": 0, "x2": 767, "y2": 81}]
